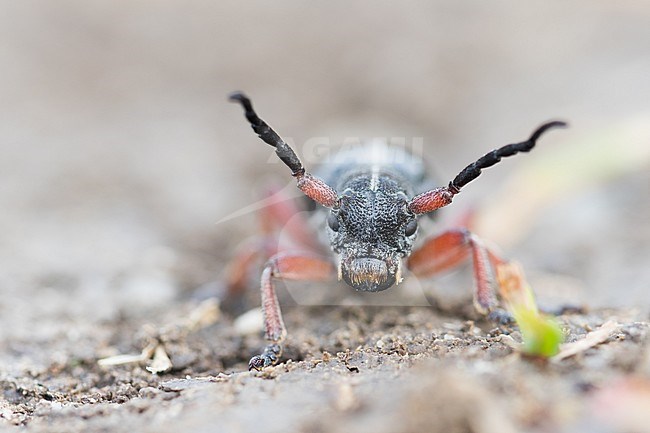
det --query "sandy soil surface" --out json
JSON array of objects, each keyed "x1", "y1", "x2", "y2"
[{"x1": 1, "y1": 2, "x2": 649, "y2": 432}]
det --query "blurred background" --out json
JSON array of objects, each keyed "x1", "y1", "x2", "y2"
[{"x1": 0, "y1": 1, "x2": 648, "y2": 354}]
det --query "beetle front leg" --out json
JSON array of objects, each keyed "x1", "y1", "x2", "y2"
[
  {"x1": 407, "y1": 228, "x2": 512, "y2": 322},
  {"x1": 249, "y1": 252, "x2": 335, "y2": 371}
]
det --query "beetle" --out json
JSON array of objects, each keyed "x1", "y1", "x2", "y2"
[{"x1": 227, "y1": 91, "x2": 566, "y2": 370}]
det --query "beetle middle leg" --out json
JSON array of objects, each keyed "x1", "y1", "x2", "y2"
[
  {"x1": 407, "y1": 228, "x2": 513, "y2": 323},
  {"x1": 249, "y1": 252, "x2": 336, "y2": 371},
  {"x1": 222, "y1": 187, "x2": 326, "y2": 309}
]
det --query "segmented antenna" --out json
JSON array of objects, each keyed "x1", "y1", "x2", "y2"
[
  {"x1": 229, "y1": 92, "x2": 304, "y2": 176},
  {"x1": 229, "y1": 92, "x2": 339, "y2": 208},
  {"x1": 450, "y1": 121, "x2": 567, "y2": 192},
  {"x1": 408, "y1": 120, "x2": 567, "y2": 215}
]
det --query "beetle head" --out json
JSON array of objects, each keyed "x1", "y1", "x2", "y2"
[{"x1": 327, "y1": 179, "x2": 418, "y2": 292}]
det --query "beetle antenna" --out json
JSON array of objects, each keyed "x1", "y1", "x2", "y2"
[
  {"x1": 450, "y1": 120, "x2": 567, "y2": 191},
  {"x1": 229, "y1": 91, "x2": 339, "y2": 208},
  {"x1": 408, "y1": 121, "x2": 567, "y2": 215},
  {"x1": 229, "y1": 91, "x2": 304, "y2": 175}
]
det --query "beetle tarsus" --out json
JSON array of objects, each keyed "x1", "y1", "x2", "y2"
[
  {"x1": 249, "y1": 344, "x2": 282, "y2": 371},
  {"x1": 487, "y1": 309, "x2": 515, "y2": 325}
]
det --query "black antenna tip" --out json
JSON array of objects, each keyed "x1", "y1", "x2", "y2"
[
  {"x1": 549, "y1": 120, "x2": 569, "y2": 128},
  {"x1": 228, "y1": 91, "x2": 248, "y2": 103},
  {"x1": 529, "y1": 120, "x2": 569, "y2": 142},
  {"x1": 228, "y1": 91, "x2": 254, "y2": 113}
]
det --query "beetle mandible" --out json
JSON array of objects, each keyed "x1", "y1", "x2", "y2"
[{"x1": 227, "y1": 91, "x2": 566, "y2": 370}]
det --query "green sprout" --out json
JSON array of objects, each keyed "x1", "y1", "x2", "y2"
[{"x1": 496, "y1": 262, "x2": 563, "y2": 357}]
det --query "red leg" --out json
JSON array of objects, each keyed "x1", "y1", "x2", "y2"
[
  {"x1": 407, "y1": 228, "x2": 508, "y2": 316},
  {"x1": 223, "y1": 237, "x2": 277, "y2": 300},
  {"x1": 223, "y1": 188, "x2": 324, "y2": 303},
  {"x1": 261, "y1": 187, "x2": 325, "y2": 253},
  {"x1": 249, "y1": 252, "x2": 335, "y2": 370}
]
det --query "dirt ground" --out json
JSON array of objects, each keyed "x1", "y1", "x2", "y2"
[
  {"x1": 1, "y1": 2, "x2": 650, "y2": 433},
  {"x1": 2, "y1": 302, "x2": 649, "y2": 433}
]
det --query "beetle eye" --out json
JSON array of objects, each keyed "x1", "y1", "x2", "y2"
[
  {"x1": 404, "y1": 219, "x2": 417, "y2": 236},
  {"x1": 327, "y1": 212, "x2": 340, "y2": 231}
]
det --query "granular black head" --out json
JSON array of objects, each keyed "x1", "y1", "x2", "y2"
[{"x1": 327, "y1": 173, "x2": 418, "y2": 292}]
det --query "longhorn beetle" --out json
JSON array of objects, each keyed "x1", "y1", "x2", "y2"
[{"x1": 228, "y1": 91, "x2": 567, "y2": 370}]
